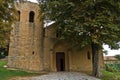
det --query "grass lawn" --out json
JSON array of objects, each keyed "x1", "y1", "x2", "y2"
[
  {"x1": 1, "y1": 60, "x2": 120, "y2": 80},
  {"x1": 0, "y1": 60, "x2": 42, "y2": 80}
]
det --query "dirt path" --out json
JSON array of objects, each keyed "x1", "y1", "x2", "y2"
[{"x1": 10, "y1": 72, "x2": 100, "y2": 80}]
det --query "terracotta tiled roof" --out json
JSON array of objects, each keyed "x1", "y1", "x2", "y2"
[{"x1": 104, "y1": 56, "x2": 118, "y2": 61}]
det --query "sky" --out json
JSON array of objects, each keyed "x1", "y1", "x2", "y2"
[
  {"x1": 103, "y1": 45, "x2": 120, "y2": 56},
  {"x1": 28, "y1": 0, "x2": 37, "y2": 3},
  {"x1": 28, "y1": 0, "x2": 120, "y2": 56}
]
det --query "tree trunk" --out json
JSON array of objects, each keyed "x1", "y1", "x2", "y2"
[{"x1": 91, "y1": 42, "x2": 100, "y2": 77}]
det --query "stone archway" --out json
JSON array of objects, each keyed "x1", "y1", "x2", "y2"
[{"x1": 50, "y1": 41, "x2": 70, "y2": 72}]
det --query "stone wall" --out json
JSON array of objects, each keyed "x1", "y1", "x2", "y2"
[
  {"x1": 8, "y1": 2, "x2": 44, "y2": 71},
  {"x1": 8, "y1": 1, "x2": 104, "y2": 72},
  {"x1": 45, "y1": 24, "x2": 104, "y2": 72}
]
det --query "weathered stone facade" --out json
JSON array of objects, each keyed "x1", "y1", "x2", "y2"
[
  {"x1": 8, "y1": 2, "x2": 44, "y2": 71},
  {"x1": 8, "y1": 1, "x2": 104, "y2": 72}
]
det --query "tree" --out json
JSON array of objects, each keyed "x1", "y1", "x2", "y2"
[
  {"x1": 103, "y1": 50, "x2": 108, "y2": 55},
  {"x1": 115, "y1": 54, "x2": 120, "y2": 60},
  {"x1": 39, "y1": 0, "x2": 120, "y2": 77},
  {"x1": 0, "y1": 44, "x2": 9, "y2": 59},
  {"x1": 0, "y1": 0, "x2": 17, "y2": 59},
  {"x1": 0, "y1": 0, "x2": 16, "y2": 48}
]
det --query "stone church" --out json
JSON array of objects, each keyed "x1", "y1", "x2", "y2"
[{"x1": 7, "y1": 1, "x2": 104, "y2": 72}]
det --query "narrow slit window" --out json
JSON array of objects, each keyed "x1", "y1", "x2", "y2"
[
  {"x1": 18, "y1": 11, "x2": 20, "y2": 21},
  {"x1": 32, "y1": 51, "x2": 34, "y2": 55},
  {"x1": 29, "y1": 11, "x2": 35, "y2": 22},
  {"x1": 87, "y1": 51, "x2": 91, "y2": 60}
]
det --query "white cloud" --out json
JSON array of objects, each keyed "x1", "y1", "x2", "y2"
[
  {"x1": 103, "y1": 45, "x2": 120, "y2": 56},
  {"x1": 28, "y1": 0, "x2": 38, "y2": 3}
]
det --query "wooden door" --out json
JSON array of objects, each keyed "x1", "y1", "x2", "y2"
[{"x1": 56, "y1": 52, "x2": 65, "y2": 71}]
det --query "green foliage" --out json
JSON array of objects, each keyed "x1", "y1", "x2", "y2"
[
  {"x1": 40, "y1": 0, "x2": 120, "y2": 49},
  {"x1": 105, "y1": 63, "x2": 120, "y2": 72},
  {"x1": 115, "y1": 54, "x2": 120, "y2": 60},
  {"x1": 103, "y1": 50, "x2": 108, "y2": 55},
  {"x1": 40, "y1": 0, "x2": 120, "y2": 77},
  {"x1": 101, "y1": 70, "x2": 120, "y2": 80},
  {"x1": 101, "y1": 63, "x2": 120, "y2": 80},
  {"x1": 0, "y1": 44, "x2": 9, "y2": 59},
  {"x1": 0, "y1": 0, "x2": 16, "y2": 48},
  {"x1": 106, "y1": 64, "x2": 117, "y2": 72},
  {"x1": 0, "y1": 61, "x2": 41, "y2": 80},
  {"x1": 0, "y1": 48, "x2": 8, "y2": 59}
]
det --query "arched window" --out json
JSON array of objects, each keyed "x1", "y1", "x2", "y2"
[
  {"x1": 18, "y1": 11, "x2": 20, "y2": 21},
  {"x1": 29, "y1": 11, "x2": 35, "y2": 22}
]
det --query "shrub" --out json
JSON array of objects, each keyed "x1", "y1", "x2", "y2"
[{"x1": 105, "y1": 63, "x2": 120, "y2": 72}]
